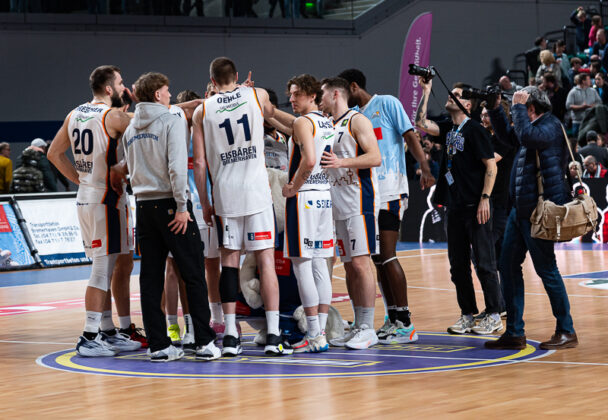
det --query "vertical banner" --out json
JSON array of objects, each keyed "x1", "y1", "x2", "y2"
[
  {"x1": 399, "y1": 12, "x2": 433, "y2": 126},
  {"x1": 0, "y1": 204, "x2": 35, "y2": 268}
]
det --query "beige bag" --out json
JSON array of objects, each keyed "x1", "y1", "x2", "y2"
[{"x1": 530, "y1": 125, "x2": 598, "y2": 242}]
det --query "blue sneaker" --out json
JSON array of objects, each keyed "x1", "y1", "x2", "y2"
[{"x1": 378, "y1": 320, "x2": 419, "y2": 344}]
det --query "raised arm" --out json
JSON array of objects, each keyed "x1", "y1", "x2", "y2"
[
  {"x1": 414, "y1": 77, "x2": 440, "y2": 137},
  {"x1": 48, "y1": 116, "x2": 80, "y2": 185}
]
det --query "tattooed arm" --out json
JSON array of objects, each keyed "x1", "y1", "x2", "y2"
[
  {"x1": 414, "y1": 77, "x2": 440, "y2": 137},
  {"x1": 477, "y1": 158, "x2": 497, "y2": 224}
]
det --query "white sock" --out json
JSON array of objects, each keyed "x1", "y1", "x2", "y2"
[
  {"x1": 210, "y1": 302, "x2": 223, "y2": 324},
  {"x1": 183, "y1": 314, "x2": 193, "y2": 333},
  {"x1": 266, "y1": 310, "x2": 280, "y2": 336},
  {"x1": 167, "y1": 314, "x2": 178, "y2": 326},
  {"x1": 306, "y1": 315, "x2": 321, "y2": 338},
  {"x1": 118, "y1": 315, "x2": 132, "y2": 330},
  {"x1": 100, "y1": 310, "x2": 115, "y2": 331},
  {"x1": 360, "y1": 307, "x2": 375, "y2": 330},
  {"x1": 84, "y1": 311, "x2": 102, "y2": 333},
  {"x1": 354, "y1": 306, "x2": 363, "y2": 328},
  {"x1": 318, "y1": 312, "x2": 328, "y2": 332},
  {"x1": 224, "y1": 313, "x2": 238, "y2": 337}
]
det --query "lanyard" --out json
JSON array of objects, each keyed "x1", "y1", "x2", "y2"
[{"x1": 446, "y1": 117, "x2": 469, "y2": 170}]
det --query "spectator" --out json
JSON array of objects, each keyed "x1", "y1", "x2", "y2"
[
  {"x1": 568, "y1": 161, "x2": 583, "y2": 184},
  {"x1": 589, "y1": 15, "x2": 602, "y2": 47},
  {"x1": 583, "y1": 154, "x2": 608, "y2": 177},
  {"x1": 570, "y1": 6, "x2": 591, "y2": 52},
  {"x1": 499, "y1": 75, "x2": 522, "y2": 96},
  {"x1": 566, "y1": 73, "x2": 602, "y2": 136},
  {"x1": 568, "y1": 57, "x2": 584, "y2": 86},
  {"x1": 11, "y1": 143, "x2": 47, "y2": 193},
  {"x1": 554, "y1": 40, "x2": 571, "y2": 81},
  {"x1": 536, "y1": 50, "x2": 562, "y2": 86},
  {"x1": 579, "y1": 130, "x2": 608, "y2": 166},
  {"x1": 0, "y1": 143, "x2": 12, "y2": 194},
  {"x1": 592, "y1": 29, "x2": 607, "y2": 58},
  {"x1": 541, "y1": 73, "x2": 568, "y2": 122},
  {"x1": 593, "y1": 73, "x2": 608, "y2": 104},
  {"x1": 525, "y1": 37, "x2": 546, "y2": 76},
  {"x1": 589, "y1": 60, "x2": 603, "y2": 79},
  {"x1": 16, "y1": 138, "x2": 57, "y2": 192}
]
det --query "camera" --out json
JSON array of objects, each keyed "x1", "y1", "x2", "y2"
[
  {"x1": 461, "y1": 84, "x2": 506, "y2": 105},
  {"x1": 408, "y1": 64, "x2": 436, "y2": 82}
]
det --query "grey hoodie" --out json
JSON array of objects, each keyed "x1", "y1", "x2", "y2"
[
  {"x1": 566, "y1": 85, "x2": 602, "y2": 123},
  {"x1": 122, "y1": 102, "x2": 189, "y2": 212}
]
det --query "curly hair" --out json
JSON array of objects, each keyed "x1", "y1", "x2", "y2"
[
  {"x1": 286, "y1": 74, "x2": 322, "y2": 105},
  {"x1": 134, "y1": 72, "x2": 170, "y2": 103}
]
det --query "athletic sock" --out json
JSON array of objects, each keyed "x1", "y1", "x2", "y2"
[
  {"x1": 100, "y1": 310, "x2": 115, "y2": 331},
  {"x1": 360, "y1": 307, "x2": 375, "y2": 329},
  {"x1": 84, "y1": 311, "x2": 102, "y2": 339},
  {"x1": 395, "y1": 306, "x2": 411, "y2": 327},
  {"x1": 118, "y1": 316, "x2": 132, "y2": 330},
  {"x1": 167, "y1": 314, "x2": 178, "y2": 326},
  {"x1": 354, "y1": 306, "x2": 363, "y2": 328},
  {"x1": 224, "y1": 313, "x2": 238, "y2": 337},
  {"x1": 318, "y1": 312, "x2": 328, "y2": 333},
  {"x1": 183, "y1": 314, "x2": 193, "y2": 333},
  {"x1": 387, "y1": 305, "x2": 398, "y2": 323},
  {"x1": 306, "y1": 315, "x2": 321, "y2": 338},
  {"x1": 209, "y1": 302, "x2": 223, "y2": 324},
  {"x1": 265, "y1": 310, "x2": 280, "y2": 336}
]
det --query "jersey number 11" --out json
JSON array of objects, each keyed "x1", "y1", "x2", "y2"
[{"x1": 218, "y1": 114, "x2": 251, "y2": 146}]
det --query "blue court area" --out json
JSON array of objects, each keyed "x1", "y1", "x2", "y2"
[{"x1": 37, "y1": 332, "x2": 550, "y2": 379}]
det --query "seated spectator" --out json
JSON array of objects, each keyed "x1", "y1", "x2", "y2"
[
  {"x1": 593, "y1": 73, "x2": 608, "y2": 105},
  {"x1": 570, "y1": 6, "x2": 591, "y2": 52},
  {"x1": 579, "y1": 130, "x2": 608, "y2": 166},
  {"x1": 568, "y1": 57, "x2": 585, "y2": 86},
  {"x1": 0, "y1": 143, "x2": 12, "y2": 194},
  {"x1": 15, "y1": 138, "x2": 57, "y2": 192},
  {"x1": 566, "y1": 73, "x2": 602, "y2": 136},
  {"x1": 589, "y1": 60, "x2": 603, "y2": 79},
  {"x1": 583, "y1": 155, "x2": 607, "y2": 177},
  {"x1": 499, "y1": 75, "x2": 522, "y2": 96},
  {"x1": 593, "y1": 29, "x2": 608, "y2": 57},
  {"x1": 536, "y1": 50, "x2": 563, "y2": 86},
  {"x1": 541, "y1": 73, "x2": 568, "y2": 121},
  {"x1": 589, "y1": 15, "x2": 602, "y2": 47}
]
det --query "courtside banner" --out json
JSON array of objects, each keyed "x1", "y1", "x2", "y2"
[
  {"x1": 0, "y1": 204, "x2": 35, "y2": 268},
  {"x1": 18, "y1": 198, "x2": 89, "y2": 266},
  {"x1": 399, "y1": 12, "x2": 432, "y2": 126}
]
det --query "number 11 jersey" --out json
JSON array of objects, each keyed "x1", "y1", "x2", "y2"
[{"x1": 202, "y1": 86, "x2": 271, "y2": 217}]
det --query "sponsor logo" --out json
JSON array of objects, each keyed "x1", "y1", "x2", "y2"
[
  {"x1": 373, "y1": 127, "x2": 383, "y2": 140},
  {"x1": 74, "y1": 160, "x2": 93, "y2": 174},
  {"x1": 317, "y1": 120, "x2": 333, "y2": 129},
  {"x1": 371, "y1": 111, "x2": 380, "y2": 119},
  {"x1": 0, "y1": 207, "x2": 12, "y2": 233},
  {"x1": 337, "y1": 239, "x2": 346, "y2": 256},
  {"x1": 75, "y1": 116, "x2": 94, "y2": 123},
  {"x1": 305, "y1": 200, "x2": 313, "y2": 209},
  {"x1": 220, "y1": 146, "x2": 257, "y2": 166},
  {"x1": 247, "y1": 231, "x2": 272, "y2": 241},
  {"x1": 168, "y1": 209, "x2": 174, "y2": 215},
  {"x1": 91, "y1": 239, "x2": 102, "y2": 248},
  {"x1": 304, "y1": 172, "x2": 329, "y2": 185},
  {"x1": 341, "y1": 119, "x2": 349, "y2": 127},
  {"x1": 304, "y1": 199, "x2": 332, "y2": 209},
  {"x1": 126, "y1": 133, "x2": 159, "y2": 147},
  {"x1": 75, "y1": 105, "x2": 104, "y2": 113},
  {"x1": 314, "y1": 239, "x2": 334, "y2": 249},
  {"x1": 303, "y1": 238, "x2": 314, "y2": 249}
]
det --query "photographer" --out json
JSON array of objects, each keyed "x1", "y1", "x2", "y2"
[
  {"x1": 415, "y1": 77, "x2": 503, "y2": 336},
  {"x1": 485, "y1": 87, "x2": 577, "y2": 350}
]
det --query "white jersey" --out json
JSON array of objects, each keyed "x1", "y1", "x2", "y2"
[
  {"x1": 202, "y1": 86, "x2": 271, "y2": 217},
  {"x1": 326, "y1": 110, "x2": 380, "y2": 220},
  {"x1": 288, "y1": 111, "x2": 334, "y2": 192},
  {"x1": 169, "y1": 104, "x2": 190, "y2": 135},
  {"x1": 67, "y1": 102, "x2": 125, "y2": 204}
]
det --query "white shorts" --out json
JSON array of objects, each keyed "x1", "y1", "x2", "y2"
[
  {"x1": 284, "y1": 190, "x2": 334, "y2": 259},
  {"x1": 217, "y1": 206, "x2": 275, "y2": 252},
  {"x1": 201, "y1": 219, "x2": 220, "y2": 259},
  {"x1": 335, "y1": 214, "x2": 379, "y2": 263},
  {"x1": 77, "y1": 201, "x2": 134, "y2": 258}
]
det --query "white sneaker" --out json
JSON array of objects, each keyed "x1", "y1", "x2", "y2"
[
  {"x1": 182, "y1": 331, "x2": 196, "y2": 354},
  {"x1": 76, "y1": 334, "x2": 119, "y2": 357},
  {"x1": 101, "y1": 330, "x2": 142, "y2": 351},
  {"x1": 447, "y1": 315, "x2": 475, "y2": 334},
  {"x1": 376, "y1": 316, "x2": 394, "y2": 340},
  {"x1": 378, "y1": 320, "x2": 419, "y2": 344},
  {"x1": 345, "y1": 325, "x2": 379, "y2": 350},
  {"x1": 328, "y1": 326, "x2": 357, "y2": 347},
  {"x1": 293, "y1": 334, "x2": 329, "y2": 353},
  {"x1": 196, "y1": 341, "x2": 222, "y2": 360},
  {"x1": 471, "y1": 313, "x2": 503, "y2": 335},
  {"x1": 150, "y1": 345, "x2": 184, "y2": 362}
]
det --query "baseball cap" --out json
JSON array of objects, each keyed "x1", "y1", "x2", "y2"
[{"x1": 31, "y1": 138, "x2": 47, "y2": 148}]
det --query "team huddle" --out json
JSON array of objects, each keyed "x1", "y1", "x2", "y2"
[{"x1": 48, "y1": 57, "x2": 434, "y2": 362}]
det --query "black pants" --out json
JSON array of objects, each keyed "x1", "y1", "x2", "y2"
[
  {"x1": 137, "y1": 198, "x2": 215, "y2": 352},
  {"x1": 447, "y1": 206, "x2": 502, "y2": 315}
]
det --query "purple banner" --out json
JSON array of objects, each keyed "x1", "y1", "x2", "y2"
[{"x1": 399, "y1": 12, "x2": 433, "y2": 127}]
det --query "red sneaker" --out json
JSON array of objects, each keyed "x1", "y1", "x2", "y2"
[{"x1": 120, "y1": 323, "x2": 148, "y2": 348}]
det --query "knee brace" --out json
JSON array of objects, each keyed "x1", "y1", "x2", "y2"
[
  {"x1": 381, "y1": 256, "x2": 398, "y2": 266},
  {"x1": 312, "y1": 258, "x2": 332, "y2": 306},
  {"x1": 88, "y1": 254, "x2": 118, "y2": 291},
  {"x1": 219, "y1": 266, "x2": 239, "y2": 303}
]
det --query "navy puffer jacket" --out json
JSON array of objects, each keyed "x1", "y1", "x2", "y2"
[{"x1": 488, "y1": 104, "x2": 570, "y2": 219}]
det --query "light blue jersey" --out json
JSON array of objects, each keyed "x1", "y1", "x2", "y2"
[{"x1": 358, "y1": 94, "x2": 413, "y2": 202}]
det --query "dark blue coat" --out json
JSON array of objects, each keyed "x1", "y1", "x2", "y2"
[{"x1": 488, "y1": 104, "x2": 570, "y2": 219}]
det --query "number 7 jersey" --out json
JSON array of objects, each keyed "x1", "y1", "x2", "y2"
[
  {"x1": 67, "y1": 102, "x2": 124, "y2": 205},
  {"x1": 202, "y1": 86, "x2": 271, "y2": 217}
]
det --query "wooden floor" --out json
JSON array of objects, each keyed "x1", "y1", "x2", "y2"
[{"x1": 1, "y1": 244, "x2": 607, "y2": 419}]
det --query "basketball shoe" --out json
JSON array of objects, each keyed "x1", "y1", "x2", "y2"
[
  {"x1": 101, "y1": 330, "x2": 142, "y2": 351},
  {"x1": 196, "y1": 341, "x2": 222, "y2": 361},
  {"x1": 376, "y1": 316, "x2": 394, "y2": 341},
  {"x1": 264, "y1": 333, "x2": 294, "y2": 356},
  {"x1": 119, "y1": 323, "x2": 148, "y2": 348},
  {"x1": 447, "y1": 315, "x2": 475, "y2": 334},
  {"x1": 150, "y1": 345, "x2": 184, "y2": 362},
  {"x1": 345, "y1": 325, "x2": 378, "y2": 350},
  {"x1": 76, "y1": 334, "x2": 119, "y2": 357},
  {"x1": 293, "y1": 334, "x2": 329, "y2": 353},
  {"x1": 222, "y1": 334, "x2": 242, "y2": 357},
  {"x1": 471, "y1": 313, "x2": 503, "y2": 335},
  {"x1": 328, "y1": 326, "x2": 356, "y2": 347},
  {"x1": 378, "y1": 320, "x2": 418, "y2": 344}
]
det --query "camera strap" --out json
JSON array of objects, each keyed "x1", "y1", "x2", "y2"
[{"x1": 433, "y1": 68, "x2": 471, "y2": 118}]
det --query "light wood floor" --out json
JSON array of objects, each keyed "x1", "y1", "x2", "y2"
[{"x1": 1, "y1": 246, "x2": 607, "y2": 419}]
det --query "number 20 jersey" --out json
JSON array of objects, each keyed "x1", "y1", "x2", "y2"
[
  {"x1": 67, "y1": 102, "x2": 124, "y2": 205},
  {"x1": 202, "y1": 87, "x2": 271, "y2": 217}
]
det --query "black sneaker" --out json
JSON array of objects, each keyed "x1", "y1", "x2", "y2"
[
  {"x1": 264, "y1": 333, "x2": 294, "y2": 356},
  {"x1": 221, "y1": 334, "x2": 242, "y2": 357}
]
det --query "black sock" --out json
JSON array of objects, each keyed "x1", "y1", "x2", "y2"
[
  {"x1": 83, "y1": 331, "x2": 97, "y2": 340},
  {"x1": 388, "y1": 309, "x2": 398, "y2": 323},
  {"x1": 396, "y1": 308, "x2": 411, "y2": 327},
  {"x1": 102, "y1": 328, "x2": 117, "y2": 336}
]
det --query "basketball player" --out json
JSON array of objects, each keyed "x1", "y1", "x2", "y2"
[
  {"x1": 48, "y1": 65, "x2": 141, "y2": 356},
  {"x1": 318, "y1": 77, "x2": 382, "y2": 350},
  {"x1": 338, "y1": 69, "x2": 435, "y2": 344},
  {"x1": 191, "y1": 57, "x2": 290, "y2": 357},
  {"x1": 283, "y1": 74, "x2": 335, "y2": 353}
]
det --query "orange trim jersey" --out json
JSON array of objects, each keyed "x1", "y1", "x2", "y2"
[{"x1": 326, "y1": 110, "x2": 379, "y2": 220}]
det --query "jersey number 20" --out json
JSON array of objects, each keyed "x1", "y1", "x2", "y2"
[
  {"x1": 72, "y1": 128, "x2": 93, "y2": 155},
  {"x1": 218, "y1": 114, "x2": 251, "y2": 145}
]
